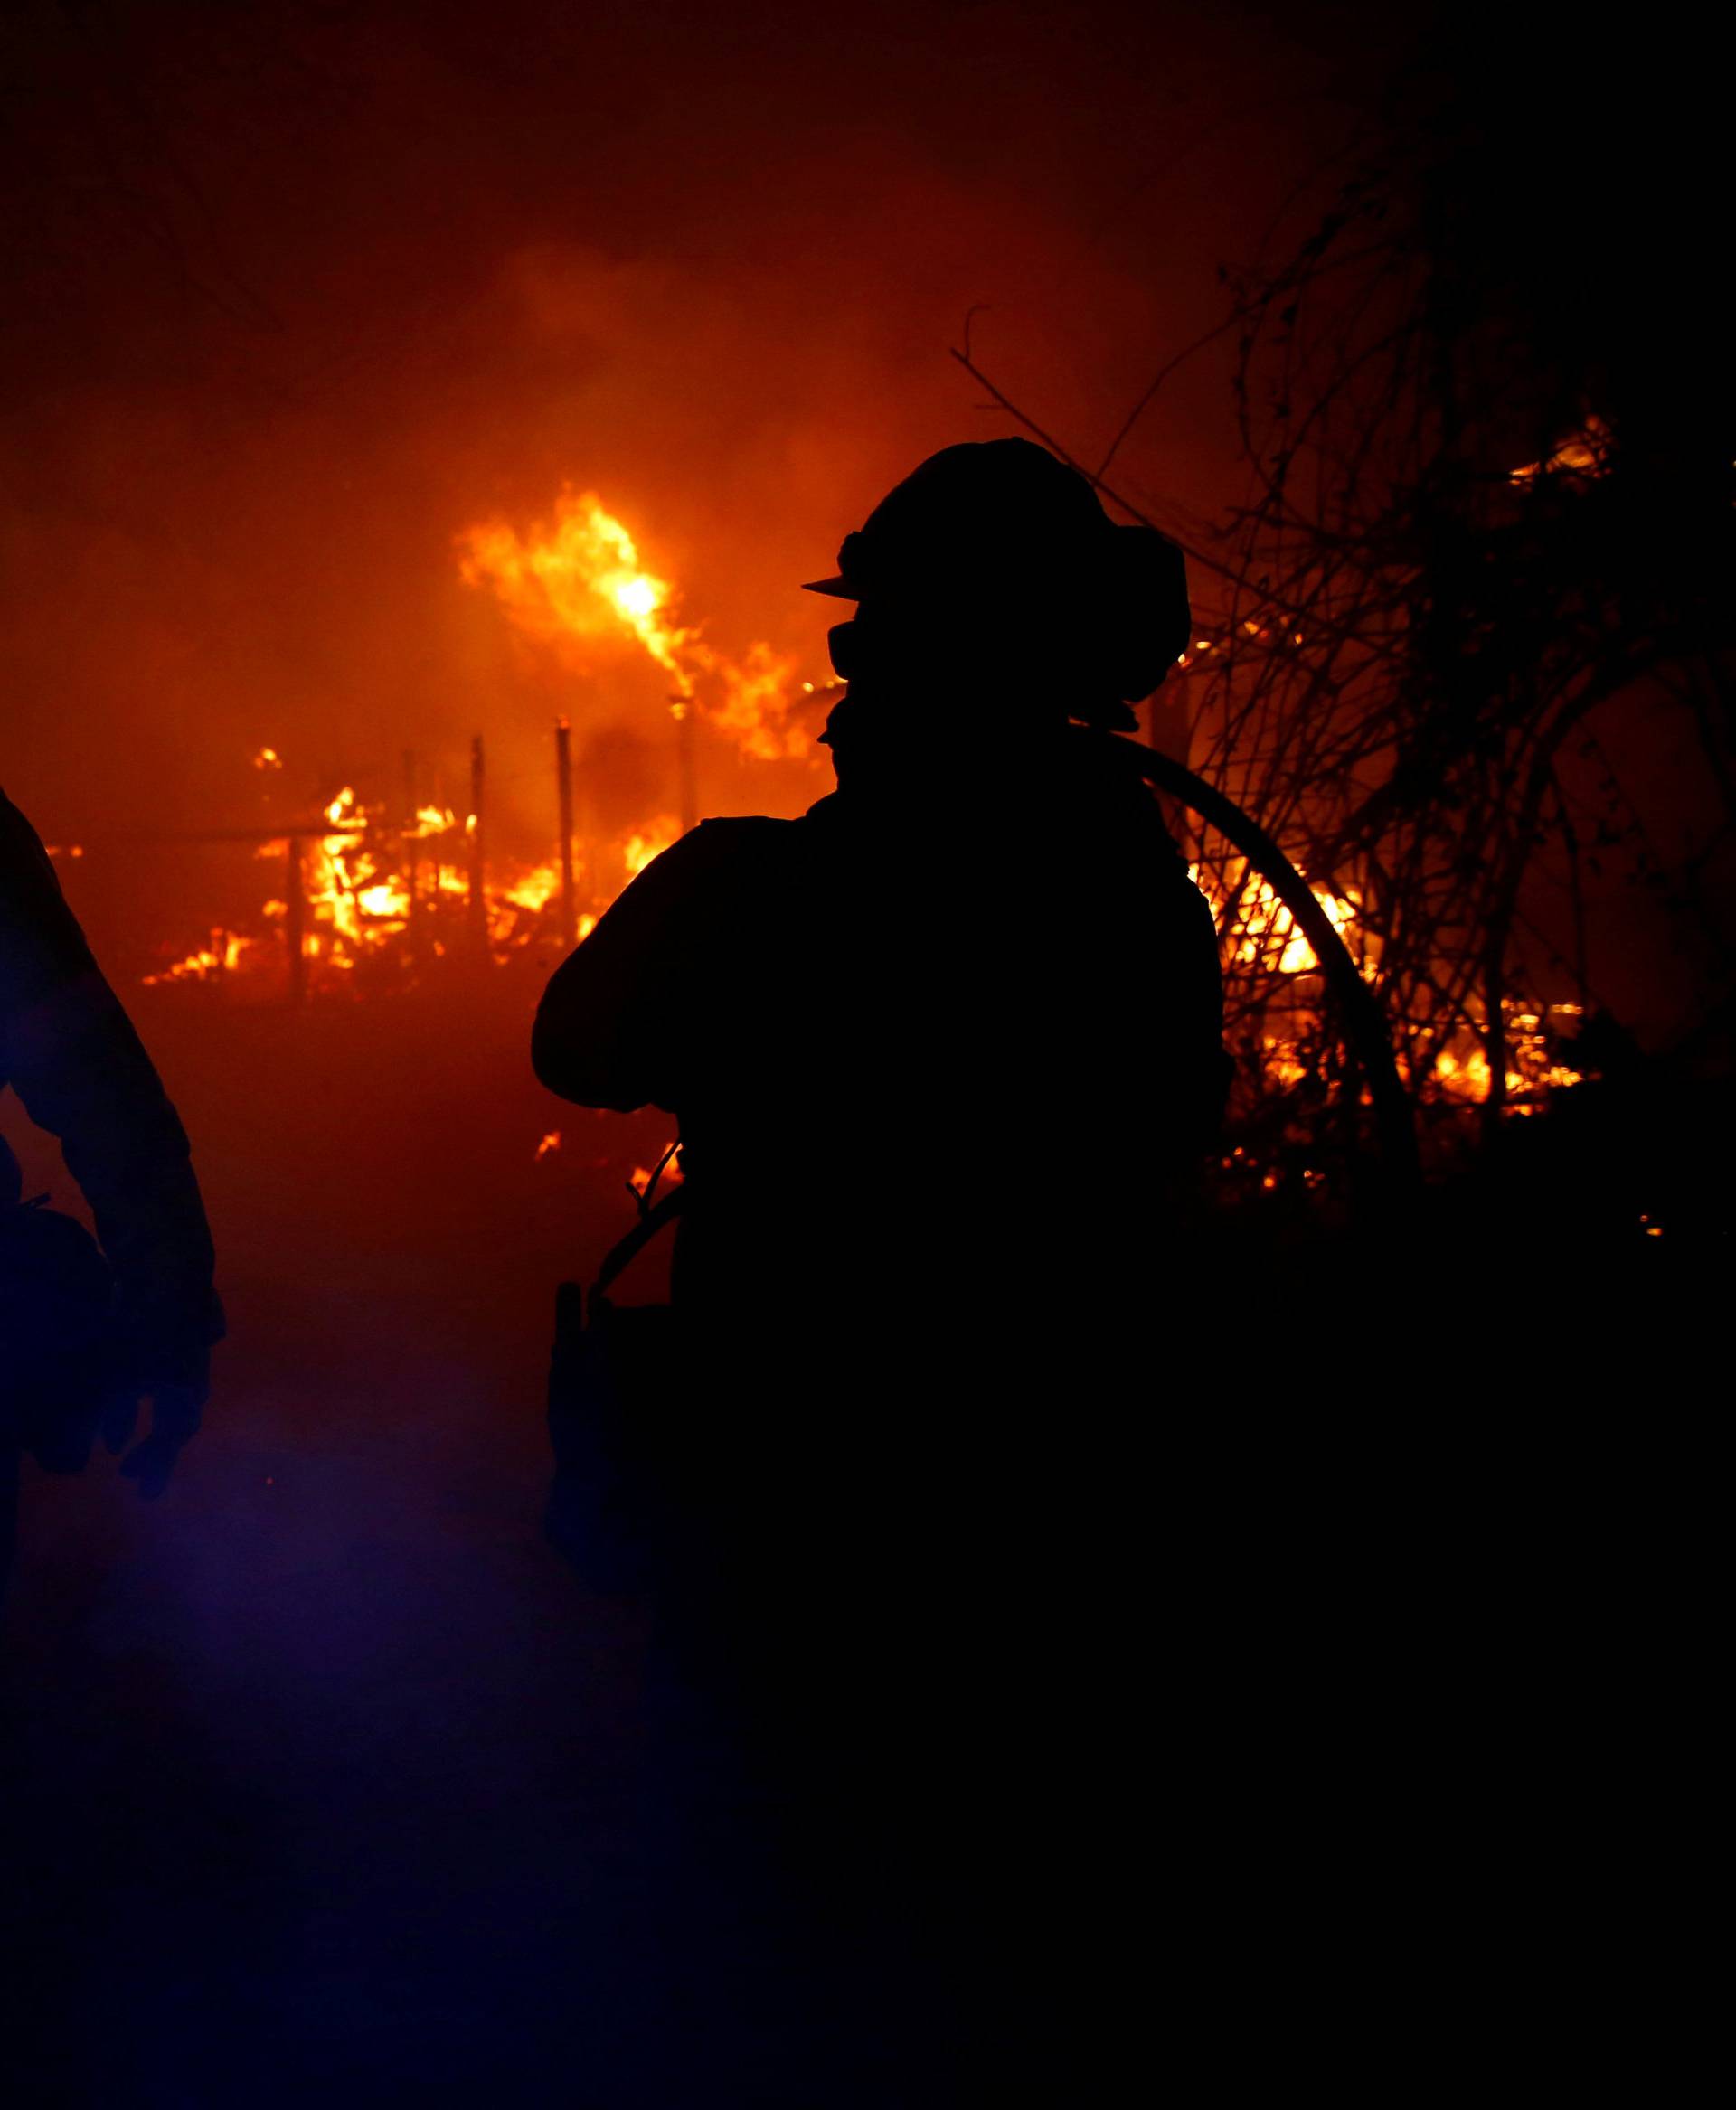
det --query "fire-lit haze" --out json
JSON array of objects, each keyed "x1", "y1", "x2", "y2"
[{"x1": 1, "y1": 0, "x2": 1411, "y2": 990}]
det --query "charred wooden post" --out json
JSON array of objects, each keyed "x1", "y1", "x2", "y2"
[
  {"x1": 672, "y1": 695, "x2": 697, "y2": 834},
  {"x1": 467, "y1": 734, "x2": 486, "y2": 956},
  {"x1": 285, "y1": 834, "x2": 307, "y2": 1005},
  {"x1": 401, "y1": 749, "x2": 420, "y2": 928},
  {"x1": 555, "y1": 717, "x2": 577, "y2": 950}
]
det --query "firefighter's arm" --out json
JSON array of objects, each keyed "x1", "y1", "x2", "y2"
[{"x1": 533, "y1": 823, "x2": 744, "y2": 1113}]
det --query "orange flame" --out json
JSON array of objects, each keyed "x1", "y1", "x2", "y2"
[
  {"x1": 458, "y1": 488, "x2": 697, "y2": 688},
  {"x1": 1190, "y1": 862, "x2": 1371, "y2": 979},
  {"x1": 458, "y1": 487, "x2": 812, "y2": 761},
  {"x1": 622, "y1": 815, "x2": 682, "y2": 881},
  {"x1": 1511, "y1": 414, "x2": 1612, "y2": 487},
  {"x1": 144, "y1": 930, "x2": 256, "y2": 985},
  {"x1": 628, "y1": 1146, "x2": 684, "y2": 1199},
  {"x1": 145, "y1": 740, "x2": 678, "y2": 997}
]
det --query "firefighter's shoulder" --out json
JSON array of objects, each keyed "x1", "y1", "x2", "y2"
[
  {"x1": 632, "y1": 814, "x2": 802, "y2": 899},
  {"x1": 690, "y1": 815, "x2": 798, "y2": 852}
]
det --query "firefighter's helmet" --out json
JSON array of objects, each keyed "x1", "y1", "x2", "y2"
[{"x1": 804, "y1": 438, "x2": 1189, "y2": 704}]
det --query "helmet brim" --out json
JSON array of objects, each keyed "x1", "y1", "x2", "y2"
[{"x1": 801, "y1": 574, "x2": 858, "y2": 598}]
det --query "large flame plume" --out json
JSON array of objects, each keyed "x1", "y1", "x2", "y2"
[{"x1": 457, "y1": 487, "x2": 809, "y2": 762}]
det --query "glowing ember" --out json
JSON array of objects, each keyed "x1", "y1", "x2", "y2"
[
  {"x1": 628, "y1": 1147, "x2": 684, "y2": 1199},
  {"x1": 144, "y1": 930, "x2": 257, "y2": 985},
  {"x1": 535, "y1": 1132, "x2": 562, "y2": 1162},
  {"x1": 1511, "y1": 414, "x2": 1612, "y2": 488},
  {"x1": 1429, "y1": 1003, "x2": 1587, "y2": 1108}
]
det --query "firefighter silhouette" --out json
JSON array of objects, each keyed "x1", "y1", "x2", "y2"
[
  {"x1": 533, "y1": 437, "x2": 1227, "y2": 2091},
  {"x1": 535, "y1": 438, "x2": 1222, "y2": 1352},
  {"x1": 534, "y1": 436, "x2": 1227, "y2": 1602},
  {"x1": 1, "y1": 785, "x2": 222, "y2": 1528}
]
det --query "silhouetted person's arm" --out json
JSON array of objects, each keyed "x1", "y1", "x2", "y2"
[
  {"x1": 533, "y1": 820, "x2": 778, "y2": 1113},
  {"x1": 1, "y1": 789, "x2": 221, "y2": 1398}
]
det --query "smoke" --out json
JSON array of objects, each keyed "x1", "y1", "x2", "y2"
[{"x1": 0, "y1": 0, "x2": 1392, "y2": 937}]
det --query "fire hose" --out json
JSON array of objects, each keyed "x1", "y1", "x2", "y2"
[{"x1": 1127, "y1": 739, "x2": 1420, "y2": 1197}]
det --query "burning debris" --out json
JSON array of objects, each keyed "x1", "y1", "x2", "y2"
[
  {"x1": 137, "y1": 754, "x2": 625, "y2": 997},
  {"x1": 621, "y1": 817, "x2": 681, "y2": 881},
  {"x1": 1186, "y1": 852, "x2": 1585, "y2": 1117},
  {"x1": 1427, "y1": 1003, "x2": 1588, "y2": 1111},
  {"x1": 1190, "y1": 861, "x2": 1366, "y2": 980},
  {"x1": 143, "y1": 931, "x2": 257, "y2": 988},
  {"x1": 1510, "y1": 414, "x2": 1614, "y2": 490}
]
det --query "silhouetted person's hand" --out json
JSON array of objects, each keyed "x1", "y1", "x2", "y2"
[
  {"x1": 107, "y1": 1376, "x2": 204, "y2": 1500},
  {"x1": 99, "y1": 1314, "x2": 212, "y2": 1497}
]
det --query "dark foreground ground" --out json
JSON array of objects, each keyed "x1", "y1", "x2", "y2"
[
  {"x1": 1, "y1": 980, "x2": 1720, "y2": 2104},
  {"x1": 5, "y1": 984, "x2": 900, "y2": 2106}
]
